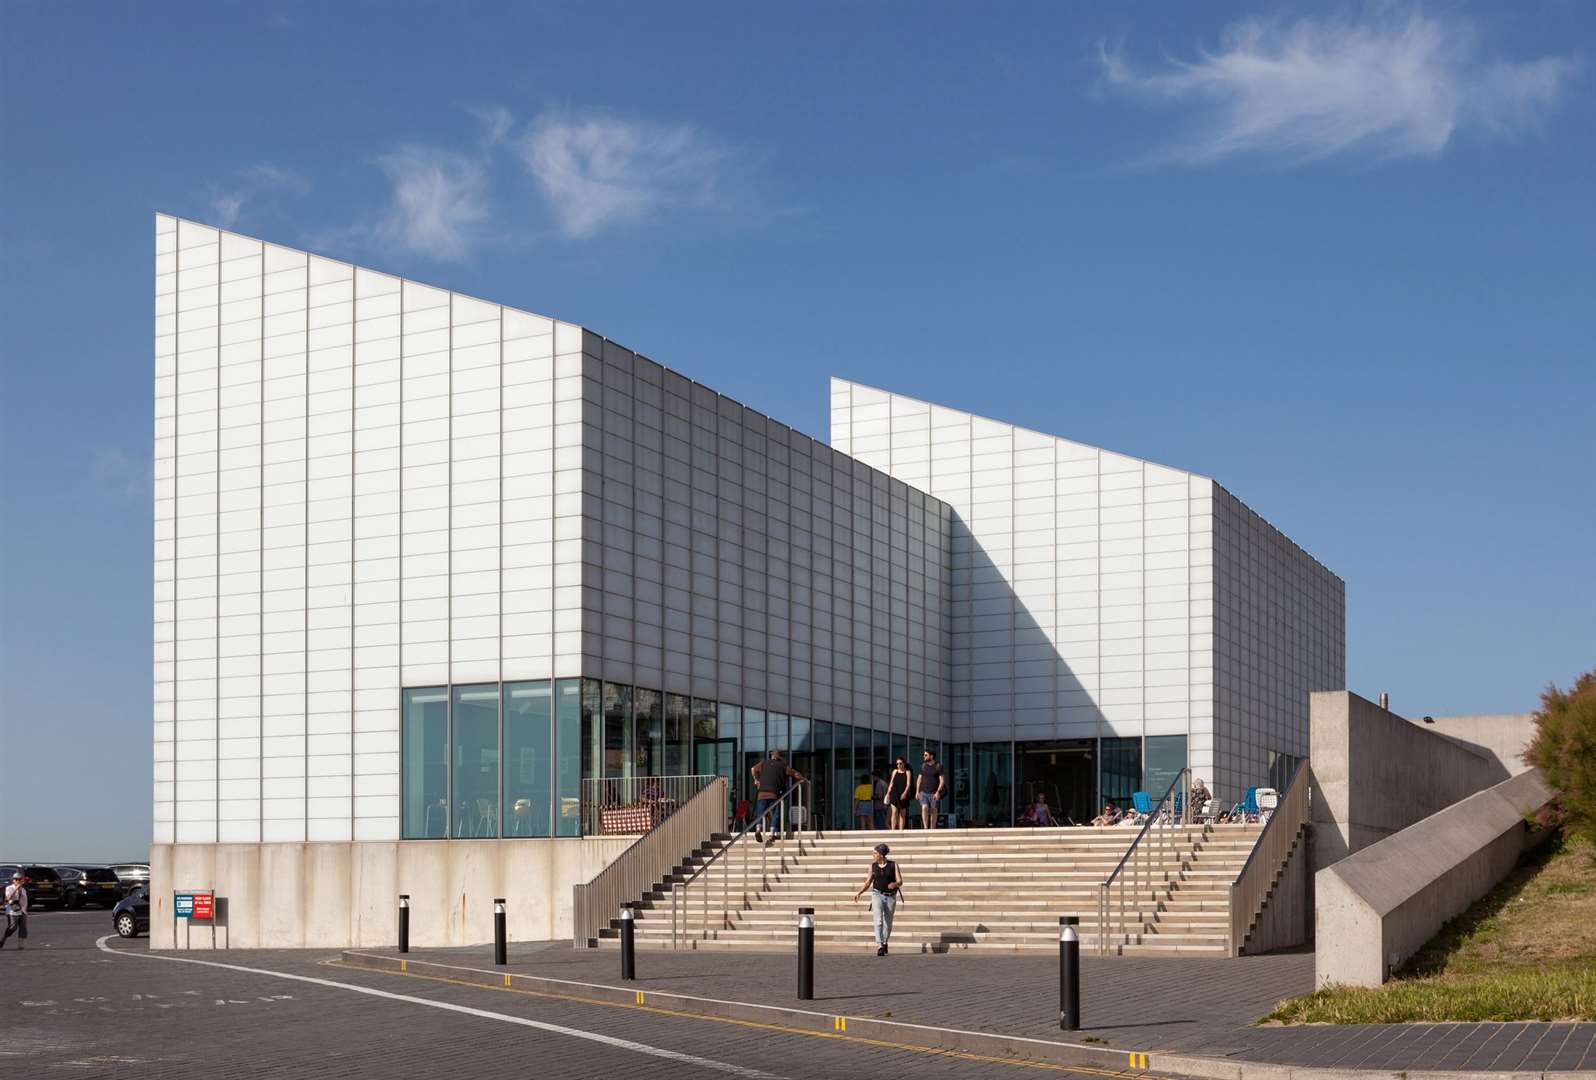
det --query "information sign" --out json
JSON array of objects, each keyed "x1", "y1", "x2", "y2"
[
  {"x1": 173, "y1": 891, "x2": 214, "y2": 921},
  {"x1": 174, "y1": 891, "x2": 194, "y2": 918}
]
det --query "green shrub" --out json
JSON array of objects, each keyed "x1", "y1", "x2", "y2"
[{"x1": 1527, "y1": 670, "x2": 1596, "y2": 845}]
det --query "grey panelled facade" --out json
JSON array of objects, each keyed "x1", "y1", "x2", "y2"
[{"x1": 576, "y1": 334, "x2": 952, "y2": 739}]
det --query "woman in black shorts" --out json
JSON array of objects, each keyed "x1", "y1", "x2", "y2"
[{"x1": 885, "y1": 758, "x2": 913, "y2": 830}]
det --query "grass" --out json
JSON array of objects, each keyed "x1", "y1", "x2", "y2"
[{"x1": 1265, "y1": 836, "x2": 1596, "y2": 1023}]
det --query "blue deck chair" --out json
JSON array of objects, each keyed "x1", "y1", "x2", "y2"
[
  {"x1": 1131, "y1": 791, "x2": 1154, "y2": 815},
  {"x1": 1230, "y1": 787, "x2": 1259, "y2": 819}
]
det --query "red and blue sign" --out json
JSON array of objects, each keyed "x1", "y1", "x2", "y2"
[{"x1": 174, "y1": 891, "x2": 214, "y2": 921}]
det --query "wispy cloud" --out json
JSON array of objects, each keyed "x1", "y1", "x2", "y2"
[
  {"x1": 206, "y1": 163, "x2": 309, "y2": 228},
  {"x1": 1099, "y1": 9, "x2": 1579, "y2": 164},
  {"x1": 515, "y1": 110, "x2": 728, "y2": 238},
  {"x1": 91, "y1": 447, "x2": 151, "y2": 500},
  {"x1": 367, "y1": 146, "x2": 491, "y2": 262}
]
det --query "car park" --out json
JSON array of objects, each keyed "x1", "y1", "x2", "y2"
[
  {"x1": 58, "y1": 866, "x2": 124, "y2": 909},
  {"x1": 112, "y1": 886, "x2": 150, "y2": 938}
]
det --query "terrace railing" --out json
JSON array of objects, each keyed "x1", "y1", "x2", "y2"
[
  {"x1": 579, "y1": 773, "x2": 720, "y2": 837},
  {"x1": 1096, "y1": 768, "x2": 1191, "y2": 956}
]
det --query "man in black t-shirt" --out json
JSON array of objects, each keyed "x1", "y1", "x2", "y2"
[
  {"x1": 915, "y1": 750, "x2": 945, "y2": 830},
  {"x1": 750, "y1": 749, "x2": 805, "y2": 845}
]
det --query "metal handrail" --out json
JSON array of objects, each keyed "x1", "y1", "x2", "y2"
[
  {"x1": 580, "y1": 774, "x2": 719, "y2": 836},
  {"x1": 572, "y1": 777, "x2": 727, "y2": 948},
  {"x1": 669, "y1": 781, "x2": 819, "y2": 950},
  {"x1": 1227, "y1": 758, "x2": 1310, "y2": 955},
  {"x1": 1095, "y1": 767, "x2": 1192, "y2": 957}
]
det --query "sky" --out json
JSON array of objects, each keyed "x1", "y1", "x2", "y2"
[{"x1": 2, "y1": 1, "x2": 1592, "y2": 861}]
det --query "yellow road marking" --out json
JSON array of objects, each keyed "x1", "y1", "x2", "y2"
[{"x1": 322, "y1": 959, "x2": 1164, "y2": 1078}]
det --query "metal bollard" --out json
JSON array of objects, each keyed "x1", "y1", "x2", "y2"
[
  {"x1": 620, "y1": 904, "x2": 637, "y2": 981},
  {"x1": 494, "y1": 898, "x2": 508, "y2": 966},
  {"x1": 797, "y1": 907, "x2": 815, "y2": 1000},
  {"x1": 1059, "y1": 915, "x2": 1081, "y2": 1031},
  {"x1": 398, "y1": 894, "x2": 410, "y2": 954}
]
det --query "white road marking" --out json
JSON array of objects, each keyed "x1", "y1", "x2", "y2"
[{"x1": 96, "y1": 936, "x2": 781, "y2": 1079}]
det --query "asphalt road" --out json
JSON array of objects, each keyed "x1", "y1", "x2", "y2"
[{"x1": 1, "y1": 910, "x2": 1130, "y2": 1079}]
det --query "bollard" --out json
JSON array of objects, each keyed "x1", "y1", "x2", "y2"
[
  {"x1": 797, "y1": 907, "x2": 815, "y2": 1000},
  {"x1": 1059, "y1": 915, "x2": 1080, "y2": 1031},
  {"x1": 494, "y1": 898, "x2": 508, "y2": 966},
  {"x1": 620, "y1": 904, "x2": 637, "y2": 981},
  {"x1": 398, "y1": 894, "x2": 410, "y2": 954}
]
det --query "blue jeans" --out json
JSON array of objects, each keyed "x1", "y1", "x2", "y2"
[
  {"x1": 754, "y1": 798, "x2": 783, "y2": 833},
  {"x1": 870, "y1": 891, "x2": 897, "y2": 945}
]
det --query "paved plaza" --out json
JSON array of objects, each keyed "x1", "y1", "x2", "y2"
[{"x1": 4, "y1": 911, "x2": 1593, "y2": 1078}]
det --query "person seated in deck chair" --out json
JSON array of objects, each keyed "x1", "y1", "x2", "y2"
[
  {"x1": 1029, "y1": 793, "x2": 1057, "y2": 827},
  {"x1": 1090, "y1": 800, "x2": 1120, "y2": 827}
]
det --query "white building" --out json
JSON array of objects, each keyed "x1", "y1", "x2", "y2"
[{"x1": 151, "y1": 215, "x2": 1342, "y2": 946}]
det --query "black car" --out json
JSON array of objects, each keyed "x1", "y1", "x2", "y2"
[
  {"x1": 58, "y1": 866, "x2": 125, "y2": 909},
  {"x1": 112, "y1": 886, "x2": 150, "y2": 938},
  {"x1": 4, "y1": 866, "x2": 64, "y2": 910}
]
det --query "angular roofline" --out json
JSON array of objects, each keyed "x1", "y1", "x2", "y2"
[{"x1": 831, "y1": 374, "x2": 1343, "y2": 584}]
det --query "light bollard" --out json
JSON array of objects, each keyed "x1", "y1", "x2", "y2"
[
  {"x1": 620, "y1": 904, "x2": 637, "y2": 981},
  {"x1": 1059, "y1": 915, "x2": 1081, "y2": 1031},
  {"x1": 494, "y1": 898, "x2": 508, "y2": 966},
  {"x1": 398, "y1": 894, "x2": 410, "y2": 954},
  {"x1": 797, "y1": 906, "x2": 815, "y2": 1000}
]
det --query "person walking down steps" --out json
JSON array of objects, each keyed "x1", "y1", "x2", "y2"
[{"x1": 853, "y1": 843, "x2": 903, "y2": 956}]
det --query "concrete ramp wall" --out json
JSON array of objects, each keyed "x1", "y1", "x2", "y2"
[
  {"x1": 1310, "y1": 690, "x2": 1508, "y2": 871},
  {"x1": 1314, "y1": 768, "x2": 1553, "y2": 988}
]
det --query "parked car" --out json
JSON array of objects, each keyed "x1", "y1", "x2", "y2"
[
  {"x1": 58, "y1": 866, "x2": 125, "y2": 909},
  {"x1": 1, "y1": 865, "x2": 65, "y2": 910},
  {"x1": 112, "y1": 886, "x2": 150, "y2": 938},
  {"x1": 110, "y1": 863, "x2": 150, "y2": 894}
]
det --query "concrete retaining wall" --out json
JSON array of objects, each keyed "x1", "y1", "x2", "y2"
[
  {"x1": 1309, "y1": 691, "x2": 1507, "y2": 871},
  {"x1": 150, "y1": 837, "x2": 631, "y2": 950},
  {"x1": 1413, "y1": 713, "x2": 1537, "y2": 776},
  {"x1": 1314, "y1": 768, "x2": 1553, "y2": 987},
  {"x1": 1242, "y1": 825, "x2": 1312, "y2": 954}
]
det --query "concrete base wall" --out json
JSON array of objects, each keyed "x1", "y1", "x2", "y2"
[
  {"x1": 150, "y1": 837, "x2": 632, "y2": 950},
  {"x1": 1414, "y1": 713, "x2": 1537, "y2": 776},
  {"x1": 1314, "y1": 769, "x2": 1553, "y2": 987},
  {"x1": 1309, "y1": 691, "x2": 1508, "y2": 872}
]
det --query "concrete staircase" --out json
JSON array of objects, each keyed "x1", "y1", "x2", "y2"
[{"x1": 605, "y1": 823, "x2": 1264, "y2": 956}]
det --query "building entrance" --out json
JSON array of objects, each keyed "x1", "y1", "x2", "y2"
[{"x1": 1015, "y1": 740, "x2": 1096, "y2": 825}]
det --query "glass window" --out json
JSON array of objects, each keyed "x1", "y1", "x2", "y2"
[
  {"x1": 503, "y1": 681, "x2": 552, "y2": 838},
  {"x1": 602, "y1": 683, "x2": 631, "y2": 779},
  {"x1": 951, "y1": 742, "x2": 972, "y2": 824},
  {"x1": 402, "y1": 687, "x2": 448, "y2": 839},
  {"x1": 451, "y1": 684, "x2": 499, "y2": 838},
  {"x1": 580, "y1": 678, "x2": 602, "y2": 781},
  {"x1": 634, "y1": 688, "x2": 663, "y2": 778},
  {"x1": 832, "y1": 724, "x2": 854, "y2": 830},
  {"x1": 742, "y1": 708, "x2": 766, "y2": 797},
  {"x1": 1100, "y1": 737, "x2": 1141, "y2": 809},
  {"x1": 1144, "y1": 735, "x2": 1189, "y2": 802},
  {"x1": 716, "y1": 702, "x2": 741, "y2": 801},
  {"x1": 872, "y1": 728, "x2": 891, "y2": 789},
  {"x1": 812, "y1": 719, "x2": 832, "y2": 830},
  {"x1": 555, "y1": 678, "x2": 582, "y2": 836},
  {"x1": 665, "y1": 693, "x2": 691, "y2": 776},
  {"x1": 768, "y1": 712, "x2": 789, "y2": 756},
  {"x1": 972, "y1": 741, "x2": 1012, "y2": 827},
  {"x1": 690, "y1": 698, "x2": 717, "y2": 759}
]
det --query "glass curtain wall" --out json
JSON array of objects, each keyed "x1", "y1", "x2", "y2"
[
  {"x1": 951, "y1": 743, "x2": 972, "y2": 824},
  {"x1": 1144, "y1": 735, "x2": 1189, "y2": 802},
  {"x1": 502, "y1": 681, "x2": 552, "y2": 838},
  {"x1": 665, "y1": 694, "x2": 690, "y2": 776},
  {"x1": 971, "y1": 742, "x2": 1011, "y2": 827},
  {"x1": 634, "y1": 688, "x2": 663, "y2": 778},
  {"x1": 831, "y1": 724, "x2": 854, "y2": 830},
  {"x1": 1100, "y1": 737, "x2": 1141, "y2": 810},
  {"x1": 554, "y1": 679, "x2": 582, "y2": 835},
  {"x1": 401, "y1": 688, "x2": 448, "y2": 838},
  {"x1": 742, "y1": 708, "x2": 766, "y2": 797},
  {"x1": 715, "y1": 703, "x2": 741, "y2": 807}
]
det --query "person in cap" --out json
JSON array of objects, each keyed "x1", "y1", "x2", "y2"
[
  {"x1": 852, "y1": 843, "x2": 902, "y2": 956},
  {"x1": 1, "y1": 872, "x2": 27, "y2": 949}
]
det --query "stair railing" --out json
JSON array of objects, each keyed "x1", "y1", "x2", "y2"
[
  {"x1": 1095, "y1": 767, "x2": 1191, "y2": 957},
  {"x1": 670, "y1": 781, "x2": 819, "y2": 950},
  {"x1": 572, "y1": 776, "x2": 727, "y2": 948},
  {"x1": 1226, "y1": 758, "x2": 1310, "y2": 955}
]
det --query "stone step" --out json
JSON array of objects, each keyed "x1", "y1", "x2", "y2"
[{"x1": 607, "y1": 936, "x2": 1229, "y2": 956}]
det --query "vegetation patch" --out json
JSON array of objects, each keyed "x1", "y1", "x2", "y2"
[{"x1": 1266, "y1": 838, "x2": 1596, "y2": 1023}]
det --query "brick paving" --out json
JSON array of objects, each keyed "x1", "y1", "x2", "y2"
[
  {"x1": 370, "y1": 938, "x2": 1596, "y2": 1071},
  {"x1": 0, "y1": 912, "x2": 1113, "y2": 1079}
]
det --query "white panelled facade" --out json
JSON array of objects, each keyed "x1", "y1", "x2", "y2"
[
  {"x1": 831, "y1": 378, "x2": 1344, "y2": 805},
  {"x1": 154, "y1": 216, "x2": 1342, "y2": 850}
]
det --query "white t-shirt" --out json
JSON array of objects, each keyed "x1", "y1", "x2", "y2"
[{"x1": 4, "y1": 883, "x2": 26, "y2": 913}]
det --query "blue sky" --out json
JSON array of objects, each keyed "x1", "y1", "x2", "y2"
[{"x1": 3, "y1": 1, "x2": 1592, "y2": 859}]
